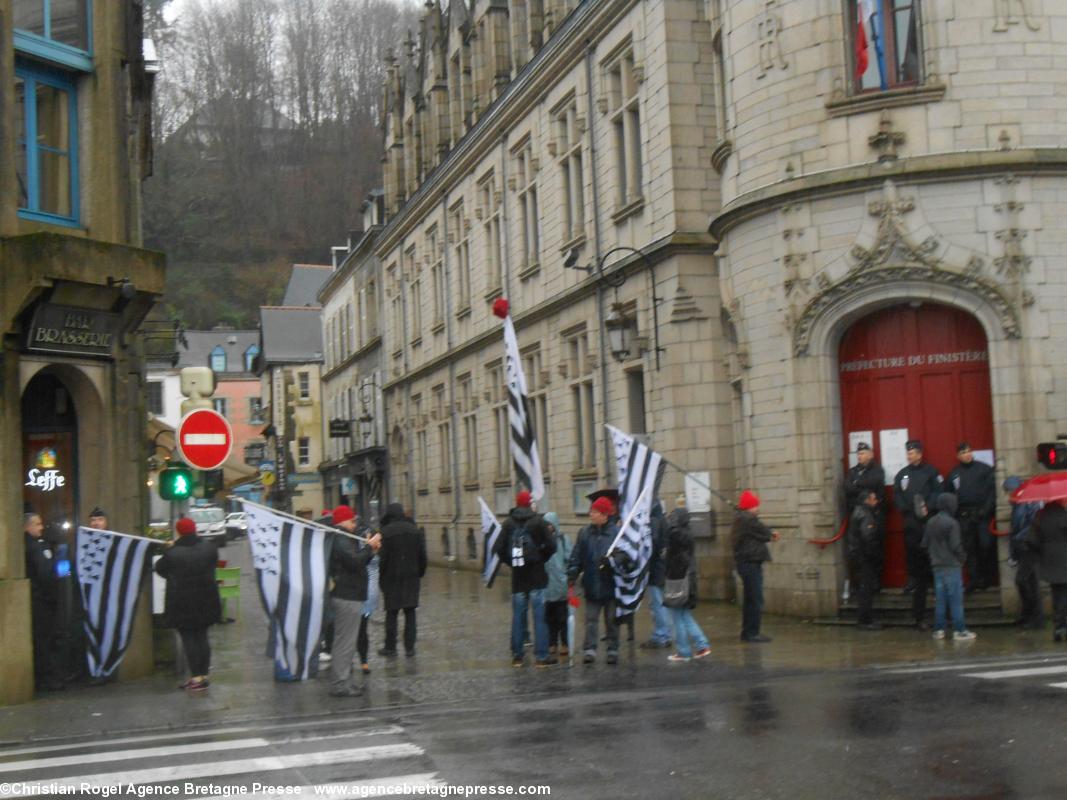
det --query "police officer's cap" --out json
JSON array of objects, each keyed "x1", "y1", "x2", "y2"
[
  {"x1": 957, "y1": 441, "x2": 972, "y2": 453},
  {"x1": 905, "y1": 439, "x2": 923, "y2": 452},
  {"x1": 89, "y1": 507, "x2": 107, "y2": 519},
  {"x1": 856, "y1": 442, "x2": 872, "y2": 452}
]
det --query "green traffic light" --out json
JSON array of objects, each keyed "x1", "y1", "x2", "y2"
[{"x1": 158, "y1": 465, "x2": 194, "y2": 500}]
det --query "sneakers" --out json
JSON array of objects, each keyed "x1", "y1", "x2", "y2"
[
  {"x1": 667, "y1": 654, "x2": 691, "y2": 663},
  {"x1": 535, "y1": 657, "x2": 559, "y2": 669},
  {"x1": 932, "y1": 630, "x2": 946, "y2": 640},
  {"x1": 954, "y1": 630, "x2": 978, "y2": 641},
  {"x1": 582, "y1": 652, "x2": 596, "y2": 664},
  {"x1": 693, "y1": 647, "x2": 712, "y2": 660},
  {"x1": 605, "y1": 652, "x2": 618, "y2": 665},
  {"x1": 512, "y1": 656, "x2": 524, "y2": 668},
  {"x1": 318, "y1": 651, "x2": 332, "y2": 663},
  {"x1": 185, "y1": 678, "x2": 210, "y2": 692},
  {"x1": 377, "y1": 648, "x2": 398, "y2": 657}
]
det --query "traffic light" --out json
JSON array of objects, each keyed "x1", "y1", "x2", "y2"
[
  {"x1": 158, "y1": 465, "x2": 194, "y2": 500},
  {"x1": 1037, "y1": 442, "x2": 1067, "y2": 470}
]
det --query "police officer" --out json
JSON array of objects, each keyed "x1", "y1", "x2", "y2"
[
  {"x1": 24, "y1": 512, "x2": 63, "y2": 691},
  {"x1": 847, "y1": 489, "x2": 884, "y2": 630},
  {"x1": 844, "y1": 443, "x2": 886, "y2": 515},
  {"x1": 946, "y1": 442, "x2": 997, "y2": 593},
  {"x1": 893, "y1": 439, "x2": 942, "y2": 629}
]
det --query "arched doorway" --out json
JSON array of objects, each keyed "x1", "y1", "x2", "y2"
[
  {"x1": 838, "y1": 303, "x2": 996, "y2": 587},
  {"x1": 22, "y1": 372, "x2": 79, "y2": 529}
]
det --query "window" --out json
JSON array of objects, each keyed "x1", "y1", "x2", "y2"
[
  {"x1": 513, "y1": 139, "x2": 540, "y2": 272},
  {"x1": 249, "y1": 397, "x2": 264, "y2": 424},
  {"x1": 487, "y1": 362, "x2": 509, "y2": 479},
  {"x1": 459, "y1": 374, "x2": 478, "y2": 482},
  {"x1": 346, "y1": 303, "x2": 355, "y2": 355},
  {"x1": 388, "y1": 265, "x2": 403, "y2": 357},
  {"x1": 147, "y1": 382, "x2": 164, "y2": 417},
  {"x1": 209, "y1": 345, "x2": 226, "y2": 373},
  {"x1": 428, "y1": 226, "x2": 445, "y2": 328},
  {"x1": 851, "y1": 0, "x2": 920, "y2": 93},
  {"x1": 15, "y1": 64, "x2": 78, "y2": 225},
  {"x1": 14, "y1": 0, "x2": 92, "y2": 71},
  {"x1": 606, "y1": 48, "x2": 643, "y2": 210},
  {"x1": 554, "y1": 97, "x2": 585, "y2": 244},
  {"x1": 213, "y1": 398, "x2": 228, "y2": 417},
  {"x1": 627, "y1": 368, "x2": 646, "y2": 434},
  {"x1": 298, "y1": 437, "x2": 310, "y2": 467},
  {"x1": 413, "y1": 395, "x2": 428, "y2": 490},
  {"x1": 244, "y1": 345, "x2": 260, "y2": 372},
  {"x1": 479, "y1": 174, "x2": 503, "y2": 294},
  {"x1": 450, "y1": 203, "x2": 472, "y2": 314},
  {"x1": 566, "y1": 332, "x2": 596, "y2": 469},
  {"x1": 298, "y1": 371, "x2": 310, "y2": 400},
  {"x1": 406, "y1": 247, "x2": 422, "y2": 343},
  {"x1": 366, "y1": 280, "x2": 378, "y2": 339},
  {"x1": 522, "y1": 348, "x2": 549, "y2": 472},
  {"x1": 434, "y1": 385, "x2": 451, "y2": 488}
]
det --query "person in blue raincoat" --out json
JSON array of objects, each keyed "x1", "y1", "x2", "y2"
[{"x1": 542, "y1": 512, "x2": 571, "y2": 658}]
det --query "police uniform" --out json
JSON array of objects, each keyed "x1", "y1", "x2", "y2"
[
  {"x1": 24, "y1": 531, "x2": 61, "y2": 689},
  {"x1": 844, "y1": 458, "x2": 886, "y2": 515},
  {"x1": 893, "y1": 449, "x2": 942, "y2": 625},
  {"x1": 946, "y1": 458, "x2": 997, "y2": 590},
  {"x1": 847, "y1": 502, "x2": 883, "y2": 627}
]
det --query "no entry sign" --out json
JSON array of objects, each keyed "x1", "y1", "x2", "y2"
[{"x1": 177, "y1": 409, "x2": 233, "y2": 471}]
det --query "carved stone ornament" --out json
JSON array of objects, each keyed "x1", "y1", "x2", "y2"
[
  {"x1": 868, "y1": 110, "x2": 906, "y2": 162},
  {"x1": 849, "y1": 183, "x2": 943, "y2": 273},
  {"x1": 669, "y1": 285, "x2": 709, "y2": 323},
  {"x1": 993, "y1": 0, "x2": 1040, "y2": 32}
]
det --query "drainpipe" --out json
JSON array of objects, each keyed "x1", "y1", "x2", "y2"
[
  {"x1": 499, "y1": 132, "x2": 513, "y2": 303},
  {"x1": 443, "y1": 190, "x2": 462, "y2": 561},
  {"x1": 398, "y1": 251, "x2": 416, "y2": 515}
]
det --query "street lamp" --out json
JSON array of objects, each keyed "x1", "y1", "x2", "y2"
[{"x1": 605, "y1": 303, "x2": 639, "y2": 362}]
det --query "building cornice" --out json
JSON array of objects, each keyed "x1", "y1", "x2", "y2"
[
  {"x1": 709, "y1": 147, "x2": 1067, "y2": 242},
  {"x1": 318, "y1": 226, "x2": 383, "y2": 303}
]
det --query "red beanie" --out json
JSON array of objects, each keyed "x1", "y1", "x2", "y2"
[
  {"x1": 591, "y1": 497, "x2": 616, "y2": 516},
  {"x1": 332, "y1": 505, "x2": 356, "y2": 524},
  {"x1": 175, "y1": 517, "x2": 197, "y2": 536},
  {"x1": 515, "y1": 490, "x2": 532, "y2": 508},
  {"x1": 738, "y1": 490, "x2": 760, "y2": 511}
]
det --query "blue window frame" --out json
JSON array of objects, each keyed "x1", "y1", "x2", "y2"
[
  {"x1": 244, "y1": 345, "x2": 261, "y2": 372},
  {"x1": 14, "y1": 0, "x2": 93, "y2": 72},
  {"x1": 16, "y1": 61, "x2": 80, "y2": 227},
  {"x1": 210, "y1": 346, "x2": 227, "y2": 373}
]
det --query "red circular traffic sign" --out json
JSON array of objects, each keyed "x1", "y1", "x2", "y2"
[{"x1": 177, "y1": 409, "x2": 234, "y2": 471}]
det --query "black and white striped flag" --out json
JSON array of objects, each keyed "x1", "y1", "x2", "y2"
[
  {"x1": 76, "y1": 527, "x2": 154, "y2": 678},
  {"x1": 502, "y1": 312, "x2": 546, "y2": 502},
  {"x1": 244, "y1": 503, "x2": 333, "y2": 681},
  {"x1": 607, "y1": 425, "x2": 665, "y2": 616},
  {"x1": 478, "y1": 496, "x2": 503, "y2": 588}
]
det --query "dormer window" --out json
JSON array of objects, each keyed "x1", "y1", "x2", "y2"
[
  {"x1": 210, "y1": 345, "x2": 226, "y2": 373},
  {"x1": 244, "y1": 344, "x2": 260, "y2": 372}
]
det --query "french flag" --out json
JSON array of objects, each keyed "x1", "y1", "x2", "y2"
[{"x1": 855, "y1": 0, "x2": 888, "y2": 90}]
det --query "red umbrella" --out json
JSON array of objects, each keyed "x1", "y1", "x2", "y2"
[{"x1": 1011, "y1": 472, "x2": 1067, "y2": 504}]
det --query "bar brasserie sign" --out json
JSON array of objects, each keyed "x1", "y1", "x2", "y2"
[{"x1": 27, "y1": 303, "x2": 119, "y2": 358}]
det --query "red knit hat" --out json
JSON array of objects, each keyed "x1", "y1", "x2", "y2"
[
  {"x1": 738, "y1": 490, "x2": 760, "y2": 511},
  {"x1": 591, "y1": 497, "x2": 616, "y2": 516},
  {"x1": 515, "y1": 490, "x2": 532, "y2": 508},
  {"x1": 175, "y1": 517, "x2": 197, "y2": 536},
  {"x1": 332, "y1": 505, "x2": 356, "y2": 524}
]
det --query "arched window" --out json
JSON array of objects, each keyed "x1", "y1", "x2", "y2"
[
  {"x1": 244, "y1": 344, "x2": 260, "y2": 372},
  {"x1": 209, "y1": 345, "x2": 226, "y2": 373}
]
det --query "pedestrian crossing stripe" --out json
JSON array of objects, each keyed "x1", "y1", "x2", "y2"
[
  {"x1": 880, "y1": 655, "x2": 1067, "y2": 675},
  {"x1": 963, "y1": 665, "x2": 1067, "y2": 680},
  {"x1": 199, "y1": 774, "x2": 446, "y2": 800}
]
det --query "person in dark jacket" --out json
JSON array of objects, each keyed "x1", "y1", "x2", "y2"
[
  {"x1": 1004, "y1": 476, "x2": 1044, "y2": 629},
  {"x1": 732, "y1": 490, "x2": 778, "y2": 643},
  {"x1": 844, "y1": 443, "x2": 886, "y2": 514},
  {"x1": 921, "y1": 493, "x2": 976, "y2": 640},
  {"x1": 24, "y1": 512, "x2": 63, "y2": 691},
  {"x1": 494, "y1": 490, "x2": 557, "y2": 668},
  {"x1": 567, "y1": 496, "x2": 621, "y2": 664},
  {"x1": 377, "y1": 503, "x2": 427, "y2": 656},
  {"x1": 663, "y1": 502, "x2": 710, "y2": 662},
  {"x1": 639, "y1": 502, "x2": 673, "y2": 650},
  {"x1": 327, "y1": 505, "x2": 381, "y2": 697},
  {"x1": 847, "y1": 490, "x2": 884, "y2": 630},
  {"x1": 945, "y1": 442, "x2": 998, "y2": 592},
  {"x1": 1026, "y1": 499, "x2": 1067, "y2": 642},
  {"x1": 154, "y1": 516, "x2": 222, "y2": 691},
  {"x1": 893, "y1": 440, "x2": 942, "y2": 627}
]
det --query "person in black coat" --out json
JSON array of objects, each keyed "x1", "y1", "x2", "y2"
[
  {"x1": 1026, "y1": 499, "x2": 1067, "y2": 642},
  {"x1": 893, "y1": 439, "x2": 942, "y2": 628},
  {"x1": 847, "y1": 490, "x2": 884, "y2": 630},
  {"x1": 327, "y1": 505, "x2": 381, "y2": 696},
  {"x1": 154, "y1": 516, "x2": 221, "y2": 691},
  {"x1": 945, "y1": 442, "x2": 997, "y2": 592},
  {"x1": 663, "y1": 504, "x2": 710, "y2": 662},
  {"x1": 732, "y1": 490, "x2": 779, "y2": 643},
  {"x1": 377, "y1": 503, "x2": 427, "y2": 656},
  {"x1": 24, "y1": 512, "x2": 63, "y2": 691}
]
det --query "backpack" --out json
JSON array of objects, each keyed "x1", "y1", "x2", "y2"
[{"x1": 510, "y1": 520, "x2": 541, "y2": 567}]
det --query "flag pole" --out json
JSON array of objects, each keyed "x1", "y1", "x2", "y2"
[
  {"x1": 80, "y1": 526, "x2": 165, "y2": 545},
  {"x1": 606, "y1": 484, "x2": 650, "y2": 558},
  {"x1": 230, "y1": 496, "x2": 370, "y2": 543}
]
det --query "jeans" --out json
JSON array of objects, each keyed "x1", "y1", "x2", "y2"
[
  {"x1": 178, "y1": 627, "x2": 211, "y2": 676},
  {"x1": 737, "y1": 561, "x2": 764, "y2": 640},
  {"x1": 512, "y1": 589, "x2": 549, "y2": 660},
  {"x1": 583, "y1": 598, "x2": 618, "y2": 655},
  {"x1": 933, "y1": 567, "x2": 966, "y2": 633},
  {"x1": 668, "y1": 607, "x2": 709, "y2": 658},
  {"x1": 363, "y1": 556, "x2": 380, "y2": 617},
  {"x1": 385, "y1": 608, "x2": 417, "y2": 653},
  {"x1": 647, "y1": 585, "x2": 673, "y2": 644}
]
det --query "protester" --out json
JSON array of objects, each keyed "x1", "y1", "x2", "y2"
[
  {"x1": 568, "y1": 496, "x2": 621, "y2": 664},
  {"x1": 639, "y1": 501, "x2": 673, "y2": 650},
  {"x1": 154, "y1": 516, "x2": 222, "y2": 691},
  {"x1": 494, "y1": 491, "x2": 557, "y2": 668},
  {"x1": 893, "y1": 440, "x2": 942, "y2": 628},
  {"x1": 358, "y1": 536, "x2": 381, "y2": 675},
  {"x1": 921, "y1": 494, "x2": 975, "y2": 640},
  {"x1": 24, "y1": 512, "x2": 63, "y2": 691},
  {"x1": 732, "y1": 490, "x2": 779, "y2": 643},
  {"x1": 946, "y1": 443, "x2": 997, "y2": 592},
  {"x1": 377, "y1": 503, "x2": 427, "y2": 657},
  {"x1": 327, "y1": 505, "x2": 381, "y2": 697},
  {"x1": 663, "y1": 500, "x2": 710, "y2": 662},
  {"x1": 542, "y1": 511, "x2": 571, "y2": 659},
  {"x1": 1026, "y1": 498, "x2": 1067, "y2": 642},
  {"x1": 847, "y1": 490, "x2": 884, "y2": 630},
  {"x1": 1005, "y1": 476, "x2": 1044, "y2": 630}
]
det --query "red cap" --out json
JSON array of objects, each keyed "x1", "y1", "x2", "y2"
[
  {"x1": 176, "y1": 517, "x2": 197, "y2": 536},
  {"x1": 738, "y1": 490, "x2": 760, "y2": 511},
  {"x1": 492, "y1": 298, "x2": 510, "y2": 319},
  {"x1": 332, "y1": 505, "x2": 356, "y2": 524},
  {"x1": 515, "y1": 490, "x2": 532, "y2": 508},
  {"x1": 591, "y1": 497, "x2": 616, "y2": 516}
]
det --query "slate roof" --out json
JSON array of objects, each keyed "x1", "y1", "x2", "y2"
[
  {"x1": 282, "y1": 264, "x2": 333, "y2": 307},
  {"x1": 259, "y1": 307, "x2": 323, "y2": 364},
  {"x1": 177, "y1": 329, "x2": 261, "y2": 374}
]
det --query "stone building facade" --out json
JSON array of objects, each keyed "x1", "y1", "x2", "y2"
[{"x1": 1, "y1": 1, "x2": 164, "y2": 703}]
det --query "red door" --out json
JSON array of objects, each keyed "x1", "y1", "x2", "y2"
[{"x1": 839, "y1": 304, "x2": 995, "y2": 587}]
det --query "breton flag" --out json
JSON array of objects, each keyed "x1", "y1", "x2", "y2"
[
  {"x1": 478, "y1": 496, "x2": 503, "y2": 588},
  {"x1": 855, "y1": 0, "x2": 888, "y2": 90},
  {"x1": 606, "y1": 425, "x2": 666, "y2": 617},
  {"x1": 243, "y1": 502, "x2": 332, "y2": 681},
  {"x1": 76, "y1": 527, "x2": 155, "y2": 678},
  {"x1": 494, "y1": 299, "x2": 546, "y2": 502}
]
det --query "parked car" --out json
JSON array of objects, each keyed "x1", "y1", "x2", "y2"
[
  {"x1": 225, "y1": 511, "x2": 248, "y2": 541},
  {"x1": 188, "y1": 506, "x2": 227, "y2": 544}
]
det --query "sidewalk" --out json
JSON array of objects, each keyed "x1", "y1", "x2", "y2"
[{"x1": 1, "y1": 542, "x2": 1062, "y2": 744}]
